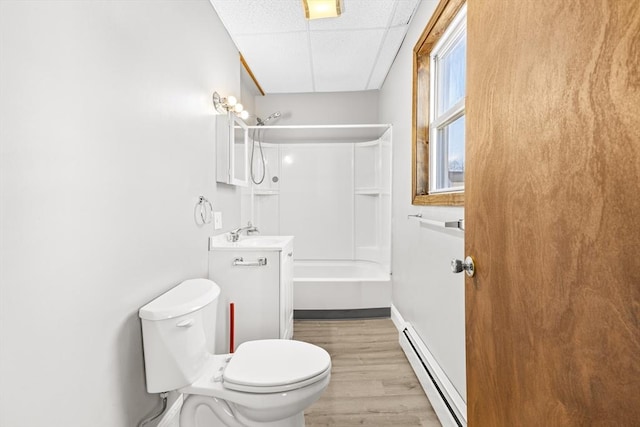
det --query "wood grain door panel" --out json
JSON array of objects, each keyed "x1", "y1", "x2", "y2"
[{"x1": 465, "y1": 1, "x2": 640, "y2": 425}]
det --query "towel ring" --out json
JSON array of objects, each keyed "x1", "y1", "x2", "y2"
[{"x1": 198, "y1": 196, "x2": 213, "y2": 224}]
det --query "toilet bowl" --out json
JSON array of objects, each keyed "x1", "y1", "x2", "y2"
[
  {"x1": 139, "y1": 279, "x2": 331, "y2": 427},
  {"x1": 179, "y1": 345, "x2": 331, "y2": 427}
]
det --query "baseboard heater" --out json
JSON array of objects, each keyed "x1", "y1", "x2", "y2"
[{"x1": 400, "y1": 327, "x2": 466, "y2": 427}]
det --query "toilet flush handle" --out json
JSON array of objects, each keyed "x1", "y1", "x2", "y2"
[{"x1": 176, "y1": 319, "x2": 194, "y2": 328}]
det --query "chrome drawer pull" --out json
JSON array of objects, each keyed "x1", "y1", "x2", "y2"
[{"x1": 233, "y1": 257, "x2": 267, "y2": 267}]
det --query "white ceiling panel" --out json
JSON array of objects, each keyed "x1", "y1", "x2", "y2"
[
  {"x1": 391, "y1": 0, "x2": 421, "y2": 26},
  {"x1": 235, "y1": 32, "x2": 313, "y2": 93},
  {"x1": 209, "y1": 0, "x2": 421, "y2": 93},
  {"x1": 311, "y1": 29, "x2": 385, "y2": 92},
  {"x1": 212, "y1": 0, "x2": 308, "y2": 35},
  {"x1": 309, "y1": 0, "x2": 397, "y2": 31},
  {"x1": 367, "y1": 26, "x2": 407, "y2": 89}
]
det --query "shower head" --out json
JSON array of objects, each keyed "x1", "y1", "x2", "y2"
[{"x1": 256, "y1": 111, "x2": 281, "y2": 126}]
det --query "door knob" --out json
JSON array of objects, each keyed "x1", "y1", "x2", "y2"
[{"x1": 451, "y1": 256, "x2": 475, "y2": 277}]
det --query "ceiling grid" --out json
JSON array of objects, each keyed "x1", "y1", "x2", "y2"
[{"x1": 210, "y1": 0, "x2": 421, "y2": 93}]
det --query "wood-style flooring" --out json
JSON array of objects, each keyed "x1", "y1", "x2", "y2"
[{"x1": 294, "y1": 318, "x2": 441, "y2": 427}]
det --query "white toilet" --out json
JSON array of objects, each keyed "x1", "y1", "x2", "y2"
[{"x1": 139, "y1": 278, "x2": 331, "y2": 427}]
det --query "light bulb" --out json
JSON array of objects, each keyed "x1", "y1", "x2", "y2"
[
  {"x1": 234, "y1": 103, "x2": 244, "y2": 113},
  {"x1": 226, "y1": 96, "x2": 237, "y2": 107},
  {"x1": 239, "y1": 110, "x2": 249, "y2": 120}
]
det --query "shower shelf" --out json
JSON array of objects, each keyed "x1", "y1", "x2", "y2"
[
  {"x1": 355, "y1": 188, "x2": 379, "y2": 195},
  {"x1": 355, "y1": 188, "x2": 390, "y2": 196},
  {"x1": 246, "y1": 124, "x2": 391, "y2": 144},
  {"x1": 253, "y1": 189, "x2": 279, "y2": 196}
]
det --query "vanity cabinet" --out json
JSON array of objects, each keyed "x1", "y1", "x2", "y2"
[
  {"x1": 216, "y1": 112, "x2": 249, "y2": 186},
  {"x1": 208, "y1": 237, "x2": 294, "y2": 354}
]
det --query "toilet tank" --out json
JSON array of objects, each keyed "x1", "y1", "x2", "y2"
[{"x1": 139, "y1": 279, "x2": 220, "y2": 393}]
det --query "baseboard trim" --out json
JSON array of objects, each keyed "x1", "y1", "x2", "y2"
[
  {"x1": 390, "y1": 304, "x2": 405, "y2": 330},
  {"x1": 294, "y1": 307, "x2": 390, "y2": 320},
  {"x1": 392, "y1": 306, "x2": 467, "y2": 427}
]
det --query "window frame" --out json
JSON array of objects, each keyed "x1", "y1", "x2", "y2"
[
  {"x1": 412, "y1": 0, "x2": 466, "y2": 206},
  {"x1": 430, "y1": 8, "x2": 466, "y2": 194}
]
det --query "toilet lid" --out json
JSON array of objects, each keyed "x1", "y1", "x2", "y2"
[{"x1": 223, "y1": 340, "x2": 331, "y2": 391}]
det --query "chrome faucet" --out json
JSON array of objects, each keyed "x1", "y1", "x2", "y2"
[{"x1": 228, "y1": 222, "x2": 259, "y2": 242}]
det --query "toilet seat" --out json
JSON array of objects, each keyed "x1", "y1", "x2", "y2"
[
  {"x1": 223, "y1": 339, "x2": 331, "y2": 393},
  {"x1": 179, "y1": 343, "x2": 331, "y2": 427}
]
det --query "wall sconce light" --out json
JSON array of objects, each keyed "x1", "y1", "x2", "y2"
[
  {"x1": 302, "y1": 0, "x2": 342, "y2": 20},
  {"x1": 213, "y1": 91, "x2": 249, "y2": 120}
]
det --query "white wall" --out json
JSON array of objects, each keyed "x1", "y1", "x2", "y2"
[
  {"x1": 0, "y1": 1, "x2": 243, "y2": 426},
  {"x1": 240, "y1": 65, "x2": 260, "y2": 125},
  {"x1": 380, "y1": 0, "x2": 467, "y2": 400},
  {"x1": 255, "y1": 90, "x2": 379, "y2": 125}
]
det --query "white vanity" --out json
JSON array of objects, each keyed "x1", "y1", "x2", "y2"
[{"x1": 208, "y1": 235, "x2": 294, "y2": 354}]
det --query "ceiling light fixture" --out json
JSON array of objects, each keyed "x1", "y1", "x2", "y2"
[
  {"x1": 302, "y1": 0, "x2": 342, "y2": 20},
  {"x1": 212, "y1": 91, "x2": 249, "y2": 120}
]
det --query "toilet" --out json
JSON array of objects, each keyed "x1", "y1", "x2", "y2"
[{"x1": 138, "y1": 278, "x2": 331, "y2": 427}]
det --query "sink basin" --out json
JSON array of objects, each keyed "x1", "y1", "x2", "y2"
[
  {"x1": 209, "y1": 234, "x2": 293, "y2": 251},
  {"x1": 237, "y1": 236, "x2": 289, "y2": 247}
]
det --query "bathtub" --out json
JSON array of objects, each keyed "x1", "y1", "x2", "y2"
[{"x1": 293, "y1": 260, "x2": 392, "y2": 316}]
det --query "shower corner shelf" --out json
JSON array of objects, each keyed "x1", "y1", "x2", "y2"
[
  {"x1": 356, "y1": 245, "x2": 382, "y2": 251},
  {"x1": 355, "y1": 187, "x2": 380, "y2": 195},
  {"x1": 355, "y1": 187, "x2": 391, "y2": 196},
  {"x1": 253, "y1": 189, "x2": 279, "y2": 196}
]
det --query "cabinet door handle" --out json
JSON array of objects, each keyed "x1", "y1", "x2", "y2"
[
  {"x1": 287, "y1": 252, "x2": 293, "y2": 257},
  {"x1": 233, "y1": 257, "x2": 267, "y2": 267}
]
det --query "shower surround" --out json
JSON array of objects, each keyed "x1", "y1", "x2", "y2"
[{"x1": 242, "y1": 126, "x2": 392, "y2": 313}]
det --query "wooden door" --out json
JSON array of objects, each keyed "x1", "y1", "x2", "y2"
[{"x1": 465, "y1": 1, "x2": 640, "y2": 425}]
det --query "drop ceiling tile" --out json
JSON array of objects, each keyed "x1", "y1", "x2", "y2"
[
  {"x1": 309, "y1": 0, "x2": 397, "y2": 31},
  {"x1": 367, "y1": 26, "x2": 407, "y2": 89},
  {"x1": 310, "y1": 29, "x2": 386, "y2": 92},
  {"x1": 391, "y1": 0, "x2": 420, "y2": 26},
  {"x1": 209, "y1": 0, "x2": 422, "y2": 93},
  {"x1": 235, "y1": 33, "x2": 313, "y2": 93},
  {"x1": 211, "y1": 0, "x2": 308, "y2": 35}
]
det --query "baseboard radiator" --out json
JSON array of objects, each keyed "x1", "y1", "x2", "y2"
[{"x1": 399, "y1": 326, "x2": 467, "y2": 427}]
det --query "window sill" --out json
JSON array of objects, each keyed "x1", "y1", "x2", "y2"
[{"x1": 412, "y1": 192, "x2": 464, "y2": 206}]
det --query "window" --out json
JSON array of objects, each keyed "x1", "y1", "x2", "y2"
[
  {"x1": 430, "y1": 7, "x2": 466, "y2": 193},
  {"x1": 412, "y1": 0, "x2": 466, "y2": 205}
]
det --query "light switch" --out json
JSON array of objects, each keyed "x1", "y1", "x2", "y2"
[{"x1": 214, "y1": 212, "x2": 222, "y2": 230}]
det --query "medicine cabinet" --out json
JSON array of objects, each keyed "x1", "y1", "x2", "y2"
[{"x1": 216, "y1": 113, "x2": 249, "y2": 187}]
